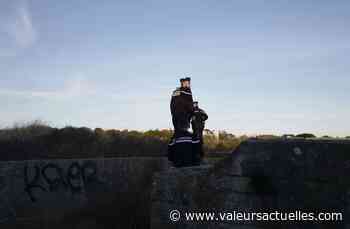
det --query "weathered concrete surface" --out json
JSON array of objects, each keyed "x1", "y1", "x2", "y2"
[
  {"x1": 151, "y1": 139, "x2": 350, "y2": 229},
  {"x1": 0, "y1": 157, "x2": 169, "y2": 229}
]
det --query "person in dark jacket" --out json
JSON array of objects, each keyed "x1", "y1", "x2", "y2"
[
  {"x1": 191, "y1": 101, "x2": 208, "y2": 162},
  {"x1": 191, "y1": 101, "x2": 208, "y2": 140},
  {"x1": 168, "y1": 77, "x2": 195, "y2": 167},
  {"x1": 170, "y1": 77, "x2": 194, "y2": 135}
]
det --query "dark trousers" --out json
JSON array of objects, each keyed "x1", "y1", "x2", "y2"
[{"x1": 168, "y1": 131, "x2": 201, "y2": 167}]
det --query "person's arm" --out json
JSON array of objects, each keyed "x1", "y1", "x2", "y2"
[
  {"x1": 170, "y1": 89, "x2": 180, "y2": 115},
  {"x1": 200, "y1": 109, "x2": 208, "y2": 121},
  {"x1": 188, "y1": 89, "x2": 194, "y2": 114},
  {"x1": 170, "y1": 95, "x2": 175, "y2": 115}
]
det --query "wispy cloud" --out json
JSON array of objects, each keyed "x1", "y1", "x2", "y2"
[
  {"x1": 0, "y1": 73, "x2": 129, "y2": 102},
  {"x1": 1, "y1": 0, "x2": 37, "y2": 49},
  {"x1": 0, "y1": 73, "x2": 168, "y2": 105},
  {"x1": 12, "y1": 4, "x2": 37, "y2": 47},
  {"x1": 0, "y1": 74, "x2": 98, "y2": 100}
]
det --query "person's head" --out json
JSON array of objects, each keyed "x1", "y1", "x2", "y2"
[
  {"x1": 180, "y1": 77, "x2": 191, "y2": 88},
  {"x1": 193, "y1": 101, "x2": 199, "y2": 108}
]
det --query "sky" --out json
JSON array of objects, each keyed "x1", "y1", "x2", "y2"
[{"x1": 0, "y1": 0, "x2": 349, "y2": 136}]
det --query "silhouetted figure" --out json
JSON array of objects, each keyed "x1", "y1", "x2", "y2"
[
  {"x1": 170, "y1": 77, "x2": 194, "y2": 134},
  {"x1": 191, "y1": 101, "x2": 208, "y2": 141},
  {"x1": 191, "y1": 101, "x2": 208, "y2": 164},
  {"x1": 168, "y1": 77, "x2": 198, "y2": 167}
]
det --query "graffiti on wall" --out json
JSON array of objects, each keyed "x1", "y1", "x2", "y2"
[{"x1": 24, "y1": 161, "x2": 102, "y2": 202}]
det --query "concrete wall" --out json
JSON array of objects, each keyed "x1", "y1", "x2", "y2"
[
  {"x1": 2, "y1": 139, "x2": 350, "y2": 229},
  {"x1": 151, "y1": 139, "x2": 350, "y2": 229},
  {"x1": 0, "y1": 157, "x2": 169, "y2": 229}
]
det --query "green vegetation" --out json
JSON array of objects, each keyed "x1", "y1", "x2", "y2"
[
  {"x1": 2, "y1": 121, "x2": 345, "y2": 161},
  {"x1": 295, "y1": 133, "x2": 317, "y2": 138},
  {"x1": 202, "y1": 129, "x2": 244, "y2": 153},
  {"x1": 0, "y1": 121, "x2": 242, "y2": 161}
]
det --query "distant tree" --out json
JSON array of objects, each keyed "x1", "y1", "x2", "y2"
[
  {"x1": 204, "y1": 129, "x2": 214, "y2": 135},
  {"x1": 239, "y1": 135, "x2": 249, "y2": 141},
  {"x1": 296, "y1": 133, "x2": 316, "y2": 138},
  {"x1": 203, "y1": 130, "x2": 217, "y2": 152},
  {"x1": 144, "y1": 129, "x2": 173, "y2": 141},
  {"x1": 282, "y1": 134, "x2": 295, "y2": 138},
  {"x1": 218, "y1": 131, "x2": 236, "y2": 142},
  {"x1": 321, "y1": 135, "x2": 332, "y2": 138},
  {"x1": 257, "y1": 135, "x2": 279, "y2": 139},
  {"x1": 346, "y1": 136, "x2": 350, "y2": 139},
  {"x1": 94, "y1": 128, "x2": 104, "y2": 135}
]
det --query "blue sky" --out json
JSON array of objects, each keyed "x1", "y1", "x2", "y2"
[{"x1": 0, "y1": 0, "x2": 349, "y2": 136}]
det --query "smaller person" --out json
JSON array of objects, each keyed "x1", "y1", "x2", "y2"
[{"x1": 191, "y1": 101, "x2": 208, "y2": 164}]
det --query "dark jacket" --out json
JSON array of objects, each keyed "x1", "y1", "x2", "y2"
[
  {"x1": 170, "y1": 87, "x2": 194, "y2": 131},
  {"x1": 191, "y1": 107, "x2": 208, "y2": 139}
]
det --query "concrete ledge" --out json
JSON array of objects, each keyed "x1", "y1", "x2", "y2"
[{"x1": 151, "y1": 139, "x2": 350, "y2": 229}]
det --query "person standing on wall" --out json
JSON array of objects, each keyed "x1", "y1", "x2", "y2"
[
  {"x1": 168, "y1": 77, "x2": 195, "y2": 167},
  {"x1": 170, "y1": 77, "x2": 194, "y2": 135}
]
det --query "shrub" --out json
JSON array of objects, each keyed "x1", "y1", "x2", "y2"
[{"x1": 0, "y1": 122, "x2": 242, "y2": 160}]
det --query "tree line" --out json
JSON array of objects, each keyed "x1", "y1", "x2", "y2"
[
  {"x1": 0, "y1": 121, "x2": 241, "y2": 161},
  {"x1": 0, "y1": 121, "x2": 348, "y2": 161}
]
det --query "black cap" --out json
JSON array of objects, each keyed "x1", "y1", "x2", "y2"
[{"x1": 180, "y1": 77, "x2": 191, "y2": 82}]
